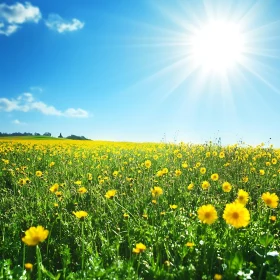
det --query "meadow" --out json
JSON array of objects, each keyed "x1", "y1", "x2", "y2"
[{"x1": 0, "y1": 138, "x2": 279, "y2": 280}]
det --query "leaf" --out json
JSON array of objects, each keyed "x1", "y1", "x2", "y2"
[
  {"x1": 259, "y1": 234, "x2": 274, "y2": 247},
  {"x1": 229, "y1": 252, "x2": 243, "y2": 271}
]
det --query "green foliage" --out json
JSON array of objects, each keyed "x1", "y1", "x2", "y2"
[{"x1": 0, "y1": 139, "x2": 279, "y2": 279}]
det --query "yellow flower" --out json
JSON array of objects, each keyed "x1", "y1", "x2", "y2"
[
  {"x1": 197, "y1": 204, "x2": 218, "y2": 225},
  {"x1": 142, "y1": 214, "x2": 148, "y2": 219},
  {"x1": 200, "y1": 167, "x2": 206, "y2": 174},
  {"x1": 162, "y1": 168, "x2": 168, "y2": 174},
  {"x1": 187, "y1": 183, "x2": 194, "y2": 190},
  {"x1": 170, "y1": 204, "x2": 178, "y2": 210},
  {"x1": 156, "y1": 170, "x2": 164, "y2": 177},
  {"x1": 201, "y1": 181, "x2": 210, "y2": 190},
  {"x1": 87, "y1": 173, "x2": 93, "y2": 181},
  {"x1": 214, "y1": 274, "x2": 222, "y2": 280},
  {"x1": 223, "y1": 203, "x2": 250, "y2": 228},
  {"x1": 74, "y1": 180, "x2": 82, "y2": 186},
  {"x1": 222, "y1": 182, "x2": 232, "y2": 192},
  {"x1": 35, "y1": 171, "x2": 42, "y2": 177},
  {"x1": 78, "y1": 187, "x2": 87, "y2": 194},
  {"x1": 270, "y1": 216, "x2": 276, "y2": 222},
  {"x1": 151, "y1": 186, "x2": 163, "y2": 197},
  {"x1": 272, "y1": 158, "x2": 277, "y2": 165},
  {"x1": 152, "y1": 199, "x2": 157, "y2": 204},
  {"x1": 235, "y1": 189, "x2": 249, "y2": 205},
  {"x1": 206, "y1": 152, "x2": 211, "y2": 157},
  {"x1": 105, "y1": 189, "x2": 117, "y2": 199},
  {"x1": 55, "y1": 191, "x2": 62, "y2": 197},
  {"x1": 175, "y1": 170, "x2": 182, "y2": 176},
  {"x1": 182, "y1": 162, "x2": 188, "y2": 168},
  {"x1": 242, "y1": 176, "x2": 248, "y2": 183},
  {"x1": 144, "y1": 160, "x2": 152, "y2": 168},
  {"x1": 113, "y1": 171, "x2": 119, "y2": 177},
  {"x1": 49, "y1": 162, "x2": 55, "y2": 167},
  {"x1": 211, "y1": 173, "x2": 219, "y2": 181},
  {"x1": 49, "y1": 183, "x2": 59, "y2": 193},
  {"x1": 18, "y1": 178, "x2": 27, "y2": 186},
  {"x1": 185, "y1": 242, "x2": 195, "y2": 247},
  {"x1": 24, "y1": 263, "x2": 33, "y2": 271},
  {"x1": 123, "y1": 213, "x2": 129, "y2": 218},
  {"x1": 261, "y1": 192, "x2": 279, "y2": 209},
  {"x1": 22, "y1": 226, "x2": 49, "y2": 246},
  {"x1": 132, "y1": 243, "x2": 146, "y2": 254},
  {"x1": 259, "y1": 169, "x2": 265, "y2": 175},
  {"x1": 73, "y1": 211, "x2": 88, "y2": 219},
  {"x1": 219, "y1": 152, "x2": 225, "y2": 158}
]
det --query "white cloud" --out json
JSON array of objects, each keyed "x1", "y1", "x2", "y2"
[
  {"x1": 12, "y1": 119, "x2": 26, "y2": 125},
  {"x1": 0, "y1": 22, "x2": 19, "y2": 36},
  {"x1": 0, "y1": 2, "x2": 41, "y2": 36},
  {"x1": 0, "y1": 93, "x2": 89, "y2": 118},
  {"x1": 45, "y1": 14, "x2": 84, "y2": 33}
]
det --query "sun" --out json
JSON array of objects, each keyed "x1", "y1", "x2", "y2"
[{"x1": 191, "y1": 20, "x2": 245, "y2": 73}]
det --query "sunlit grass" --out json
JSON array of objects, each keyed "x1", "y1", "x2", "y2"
[{"x1": 0, "y1": 139, "x2": 279, "y2": 279}]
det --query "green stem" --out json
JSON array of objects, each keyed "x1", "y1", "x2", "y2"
[
  {"x1": 22, "y1": 244, "x2": 26, "y2": 271},
  {"x1": 81, "y1": 221, "x2": 85, "y2": 271},
  {"x1": 36, "y1": 246, "x2": 42, "y2": 280}
]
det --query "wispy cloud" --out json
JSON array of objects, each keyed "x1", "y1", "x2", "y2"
[
  {"x1": 0, "y1": 93, "x2": 89, "y2": 118},
  {"x1": 45, "y1": 13, "x2": 84, "y2": 33},
  {"x1": 12, "y1": 119, "x2": 27, "y2": 125},
  {"x1": 0, "y1": 2, "x2": 41, "y2": 36}
]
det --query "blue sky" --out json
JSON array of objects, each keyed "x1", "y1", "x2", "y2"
[{"x1": 1, "y1": 0, "x2": 280, "y2": 146}]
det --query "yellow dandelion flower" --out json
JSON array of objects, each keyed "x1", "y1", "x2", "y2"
[
  {"x1": 105, "y1": 189, "x2": 117, "y2": 199},
  {"x1": 206, "y1": 152, "x2": 211, "y2": 157},
  {"x1": 197, "y1": 204, "x2": 218, "y2": 225},
  {"x1": 182, "y1": 162, "x2": 188, "y2": 168},
  {"x1": 222, "y1": 182, "x2": 232, "y2": 192},
  {"x1": 144, "y1": 160, "x2": 152, "y2": 168},
  {"x1": 162, "y1": 168, "x2": 168, "y2": 174},
  {"x1": 123, "y1": 213, "x2": 129, "y2": 218},
  {"x1": 35, "y1": 171, "x2": 42, "y2": 177},
  {"x1": 219, "y1": 152, "x2": 225, "y2": 158},
  {"x1": 78, "y1": 187, "x2": 87, "y2": 194},
  {"x1": 214, "y1": 274, "x2": 222, "y2": 280},
  {"x1": 49, "y1": 162, "x2": 55, "y2": 167},
  {"x1": 49, "y1": 183, "x2": 59, "y2": 193},
  {"x1": 211, "y1": 173, "x2": 219, "y2": 181},
  {"x1": 132, "y1": 243, "x2": 146, "y2": 254},
  {"x1": 187, "y1": 183, "x2": 194, "y2": 190},
  {"x1": 271, "y1": 158, "x2": 277, "y2": 165},
  {"x1": 270, "y1": 216, "x2": 276, "y2": 222},
  {"x1": 151, "y1": 186, "x2": 163, "y2": 197},
  {"x1": 152, "y1": 199, "x2": 157, "y2": 204},
  {"x1": 24, "y1": 263, "x2": 33, "y2": 271},
  {"x1": 22, "y1": 226, "x2": 49, "y2": 246},
  {"x1": 242, "y1": 177, "x2": 248, "y2": 183},
  {"x1": 261, "y1": 192, "x2": 279, "y2": 209},
  {"x1": 201, "y1": 181, "x2": 210, "y2": 190},
  {"x1": 142, "y1": 214, "x2": 148, "y2": 219},
  {"x1": 235, "y1": 189, "x2": 249, "y2": 205},
  {"x1": 18, "y1": 178, "x2": 27, "y2": 186},
  {"x1": 73, "y1": 211, "x2": 88, "y2": 219},
  {"x1": 74, "y1": 180, "x2": 82, "y2": 186},
  {"x1": 170, "y1": 204, "x2": 178, "y2": 210},
  {"x1": 200, "y1": 167, "x2": 206, "y2": 174},
  {"x1": 259, "y1": 169, "x2": 265, "y2": 175},
  {"x1": 175, "y1": 170, "x2": 182, "y2": 176},
  {"x1": 185, "y1": 242, "x2": 195, "y2": 247},
  {"x1": 223, "y1": 203, "x2": 250, "y2": 228}
]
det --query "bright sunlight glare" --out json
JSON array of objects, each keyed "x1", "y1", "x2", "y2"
[{"x1": 191, "y1": 21, "x2": 245, "y2": 73}]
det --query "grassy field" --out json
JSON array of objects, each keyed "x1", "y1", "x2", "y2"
[{"x1": 0, "y1": 139, "x2": 279, "y2": 279}]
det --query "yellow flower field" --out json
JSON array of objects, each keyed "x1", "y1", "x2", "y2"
[{"x1": 0, "y1": 138, "x2": 279, "y2": 279}]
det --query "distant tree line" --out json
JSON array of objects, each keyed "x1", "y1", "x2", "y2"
[{"x1": 0, "y1": 132, "x2": 90, "y2": 140}]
